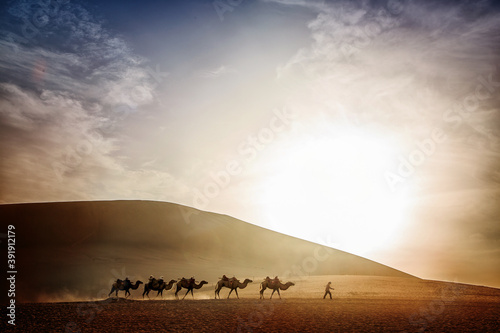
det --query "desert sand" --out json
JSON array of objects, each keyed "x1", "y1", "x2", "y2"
[
  {"x1": 1, "y1": 201, "x2": 499, "y2": 331},
  {"x1": 2, "y1": 275, "x2": 499, "y2": 332}
]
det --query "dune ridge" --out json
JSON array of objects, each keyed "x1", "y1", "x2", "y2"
[{"x1": 0, "y1": 200, "x2": 416, "y2": 302}]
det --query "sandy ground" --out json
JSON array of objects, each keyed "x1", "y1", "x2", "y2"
[
  {"x1": 2, "y1": 276, "x2": 499, "y2": 332},
  {"x1": 2, "y1": 297, "x2": 499, "y2": 332}
]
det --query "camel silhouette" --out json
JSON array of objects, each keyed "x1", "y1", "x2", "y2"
[
  {"x1": 108, "y1": 280, "x2": 143, "y2": 298},
  {"x1": 142, "y1": 279, "x2": 177, "y2": 298},
  {"x1": 175, "y1": 278, "x2": 208, "y2": 300},
  {"x1": 259, "y1": 280, "x2": 294, "y2": 299},
  {"x1": 215, "y1": 278, "x2": 253, "y2": 299}
]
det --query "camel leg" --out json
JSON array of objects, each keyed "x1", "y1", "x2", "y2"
[
  {"x1": 215, "y1": 287, "x2": 220, "y2": 299},
  {"x1": 270, "y1": 289, "x2": 275, "y2": 299},
  {"x1": 182, "y1": 288, "x2": 190, "y2": 300},
  {"x1": 175, "y1": 285, "x2": 184, "y2": 300},
  {"x1": 227, "y1": 289, "x2": 233, "y2": 299},
  {"x1": 277, "y1": 289, "x2": 281, "y2": 299},
  {"x1": 234, "y1": 288, "x2": 240, "y2": 299},
  {"x1": 108, "y1": 287, "x2": 115, "y2": 297}
]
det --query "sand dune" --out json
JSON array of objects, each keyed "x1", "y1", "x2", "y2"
[
  {"x1": 0, "y1": 200, "x2": 416, "y2": 303},
  {"x1": 1, "y1": 200, "x2": 499, "y2": 331}
]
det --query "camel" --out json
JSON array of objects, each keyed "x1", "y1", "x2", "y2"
[
  {"x1": 215, "y1": 278, "x2": 253, "y2": 299},
  {"x1": 108, "y1": 280, "x2": 143, "y2": 298},
  {"x1": 259, "y1": 280, "x2": 295, "y2": 299},
  {"x1": 175, "y1": 278, "x2": 208, "y2": 300},
  {"x1": 142, "y1": 279, "x2": 177, "y2": 298}
]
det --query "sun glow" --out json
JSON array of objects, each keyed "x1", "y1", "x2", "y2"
[{"x1": 260, "y1": 128, "x2": 410, "y2": 256}]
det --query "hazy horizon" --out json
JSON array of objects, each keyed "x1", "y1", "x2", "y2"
[{"x1": 1, "y1": 0, "x2": 500, "y2": 288}]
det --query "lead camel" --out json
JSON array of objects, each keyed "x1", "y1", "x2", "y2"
[{"x1": 259, "y1": 280, "x2": 294, "y2": 299}]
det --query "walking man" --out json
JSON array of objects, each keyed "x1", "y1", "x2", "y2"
[{"x1": 323, "y1": 281, "x2": 334, "y2": 299}]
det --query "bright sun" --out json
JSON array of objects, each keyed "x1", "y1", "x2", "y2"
[{"x1": 259, "y1": 129, "x2": 410, "y2": 256}]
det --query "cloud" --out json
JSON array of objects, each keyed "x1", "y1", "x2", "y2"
[
  {"x1": 0, "y1": 1, "x2": 184, "y2": 204},
  {"x1": 0, "y1": 81, "x2": 190, "y2": 203},
  {"x1": 259, "y1": 0, "x2": 327, "y2": 11},
  {"x1": 277, "y1": 0, "x2": 500, "y2": 150}
]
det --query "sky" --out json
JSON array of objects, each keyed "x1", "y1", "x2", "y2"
[{"x1": 1, "y1": 0, "x2": 499, "y2": 287}]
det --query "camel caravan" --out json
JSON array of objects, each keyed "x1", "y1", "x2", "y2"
[{"x1": 108, "y1": 275, "x2": 295, "y2": 300}]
